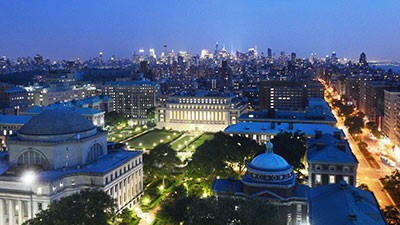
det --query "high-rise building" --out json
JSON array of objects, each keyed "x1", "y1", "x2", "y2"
[
  {"x1": 267, "y1": 48, "x2": 272, "y2": 58},
  {"x1": 216, "y1": 60, "x2": 231, "y2": 91},
  {"x1": 364, "y1": 81, "x2": 393, "y2": 126},
  {"x1": 259, "y1": 81, "x2": 324, "y2": 111},
  {"x1": 102, "y1": 80, "x2": 157, "y2": 124},
  {"x1": 0, "y1": 83, "x2": 29, "y2": 113},
  {"x1": 383, "y1": 89, "x2": 400, "y2": 144},
  {"x1": 359, "y1": 52, "x2": 368, "y2": 67}
]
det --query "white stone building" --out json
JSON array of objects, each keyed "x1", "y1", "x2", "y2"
[
  {"x1": 0, "y1": 109, "x2": 143, "y2": 225},
  {"x1": 157, "y1": 94, "x2": 247, "y2": 132}
]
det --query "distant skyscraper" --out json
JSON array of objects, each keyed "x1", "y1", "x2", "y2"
[
  {"x1": 359, "y1": 52, "x2": 368, "y2": 67},
  {"x1": 290, "y1": 52, "x2": 296, "y2": 62},
  {"x1": 99, "y1": 51, "x2": 103, "y2": 63},
  {"x1": 267, "y1": 48, "x2": 272, "y2": 58},
  {"x1": 149, "y1": 48, "x2": 156, "y2": 59}
]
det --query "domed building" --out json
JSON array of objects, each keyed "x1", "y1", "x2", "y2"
[
  {"x1": 0, "y1": 109, "x2": 143, "y2": 225},
  {"x1": 241, "y1": 141, "x2": 297, "y2": 198},
  {"x1": 213, "y1": 141, "x2": 308, "y2": 225}
]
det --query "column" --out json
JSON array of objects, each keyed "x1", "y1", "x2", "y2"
[
  {"x1": 0, "y1": 199, "x2": 4, "y2": 225},
  {"x1": 27, "y1": 200, "x2": 32, "y2": 221},
  {"x1": 9, "y1": 200, "x2": 14, "y2": 225},
  {"x1": 18, "y1": 201, "x2": 22, "y2": 225}
]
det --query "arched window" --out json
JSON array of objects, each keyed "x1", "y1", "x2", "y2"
[
  {"x1": 87, "y1": 143, "x2": 104, "y2": 163},
  {"x1": 17, "y1": 150, "x2": 48, "y2": 169}
]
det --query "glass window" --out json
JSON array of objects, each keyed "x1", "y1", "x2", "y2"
[
  {"x1": 315, "y1": 174, "x2": 321, "y2": 184},
  {"x1": 329, "y1": 175, "x2": 335, "y2": 184},
  {"x1": 343, "y1": 176, "x2": 349, "y2": 184}
]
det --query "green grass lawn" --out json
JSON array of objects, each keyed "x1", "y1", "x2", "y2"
[
  {"x1": 171, "y1": 135, "x2": 197, "y2": 151},
  {"x1": 128, "y1": 129, "x2": 182, "y2": 150},
  {"x1": 188, "y1": 133, "x2": 215, "y2": 151},
  {"x1": 107, "y1": 126, "x2": 144, "y2": 142}
]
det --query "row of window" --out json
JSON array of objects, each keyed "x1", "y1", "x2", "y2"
[
  {"x1": 105, "y1": 157, "x2": 142, "y2": 185},
  {"x1": 168, "y1": 104, "x2": 226, "y2": 110},
  {"x1": 175, "y1": 98, "x2": 229, "y2": 104},
  {"x1": 315, "y1": 174, "x2": 350, "y2": 184},
  {"x1": 314, "y1": 164, "x2": 351, "y2": 172}
]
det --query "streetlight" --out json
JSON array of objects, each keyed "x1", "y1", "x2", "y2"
[{"x1": 22, "y1": 171, "x2": 36, "y2": 219}]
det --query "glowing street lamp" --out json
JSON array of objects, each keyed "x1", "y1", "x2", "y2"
[{"x1": 22, "y1": 171, "x2": 36, "y2": 219}]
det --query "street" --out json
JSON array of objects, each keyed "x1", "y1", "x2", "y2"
[{"x1": 330, "y1": 99, "x2": 395, "y2": 207}]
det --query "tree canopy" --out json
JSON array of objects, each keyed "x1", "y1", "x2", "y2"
[
  {"x1": 143, "y1": 143, "x2": 181, "y2": 185},
  {"x1": 380, "y1": 169, "x2": 400, "y2": 205},
  {"x1": 185, "y1": 132, "x2": 263, "y2": 195},
  {"x1": 105, "y1": 111, "x2": 127, "y2": 127},
  {"x1": 157, "y1": 192, "x2": 284, "y2": 225},
  {"x1": 270, "y1": 131, "x2": 307, "y2": 169},
  {"x1": 23, "y1": 189, "x2": 116, "y2": 225}
]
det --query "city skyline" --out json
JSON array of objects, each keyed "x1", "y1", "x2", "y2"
[{"x1": 1, "y1": 0, "x2": 400, "y2": 60}]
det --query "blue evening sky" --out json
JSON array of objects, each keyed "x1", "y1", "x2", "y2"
[{"x1": 1, "y1": 0, "x2": 400, "y2": 61}]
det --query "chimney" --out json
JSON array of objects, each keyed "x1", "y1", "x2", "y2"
[
  {"x1": 271, "y1": 122, "x2": 275, "y2": 129},
  {"x1": 315, "y1": 130, "x2": 322, "y2": 139},
  {"x1": 333, "y1": 131, "x2": 341, "y2": 140},
  {"x1": 337, "y1": 142, "x2": 346, "y2": 151}
]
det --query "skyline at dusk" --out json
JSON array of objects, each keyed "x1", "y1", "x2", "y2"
[{"x1": 2, "y1": 0, "x2": 400, "y2": 60}]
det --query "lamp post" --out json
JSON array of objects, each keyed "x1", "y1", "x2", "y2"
[{"x1": 22, "y1": 171, "x2": 36, "y2": 219}]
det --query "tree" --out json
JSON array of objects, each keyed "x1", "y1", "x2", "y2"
[
  {"x1": 146, "y1": 106, "x2": 157, "y2": 128},
  {"x1": 344, "y1": 113, "x2": 364, "y2": 135},
  {"x1": 23, "y1": 189, "x2": 116, "y2": 225},
  {"x1": 270, "y1": 131, "x2": 307, "y2": 169},
  {"x1": 380, "y1": 169, "x2": 400, "y2": 204},
  {"x1": 383, "y1": 206, "x2": 400, "y2": 225},
  {"x1": 117, "y1": 208, "x2": 135, "y2": 225},
  {"x1": 185, "y1": 132, "x2": 263, "y2": 196},
  {"x1": 186, "y1": 197, "x2": 284, "y2": 225},
  {"x1": 143, "y1": 143, "x2": 181, "y2": 186},
  {"x1": 105, "y1": 111, "x2": 126, "y2": 127},
  {"x1": 157, "y1": 185, "x2": 193, "y2": 224}
]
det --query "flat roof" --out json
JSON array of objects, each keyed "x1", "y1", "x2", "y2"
[
  {"x1": 0, "y1": 115, "x2": 32, "y2": 125},
  {"x1": 224, "y1": 122, "x2": 343, "y2": 137}
]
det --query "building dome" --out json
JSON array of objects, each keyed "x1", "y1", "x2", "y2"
[
  {"x1": 243, "y1": 141, "x2": 294, "y2": 184},
  {"x1": 18, "y1": 109, "x2": 96, "y2": 136},
  {"x1": 248, "y1": 152, "x2": 292, "y2": 172}
]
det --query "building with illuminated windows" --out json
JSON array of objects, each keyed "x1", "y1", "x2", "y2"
[
  {"x1": 213, "y1": 142, "x2": 384, "y2": 225},
  {"x1": 307, "y1": 133, "x2": 358, "y2": 187},
  {"x1": 156, "y1": 93, "x2": 247, "y2": 132},
  {"x1": 0, "y1": 109, "x2": 143, "y2": 225},
  {"x1": 102, "y1": 80, "x2": 157, "y2": 124}
]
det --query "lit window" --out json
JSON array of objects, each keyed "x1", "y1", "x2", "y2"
[
  {"x1": 329, "y1": 175, "x2": 335, "y2": 184},
  {"x1": 343, "y1": 176, "x2": 349, "y2": 184},
  {"x1": 315, "y1": 174, "x2": 321, "y2": 184}
]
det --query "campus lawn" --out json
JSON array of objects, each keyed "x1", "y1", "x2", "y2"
[
  {"x1": 188, "y1": 133, "x2": 215, "y2": 151},
  {"x1": 171, "y1": 135, "x2": 197, "y2": 151},
  {"x1": 128, "y1": 129, "x2": 182, "y2": 150}
]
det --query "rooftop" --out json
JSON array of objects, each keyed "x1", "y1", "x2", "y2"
[
  {"x1": 224, "y1": 122, "x2": 344, "y2": 137},
  {"x1": 18, "y1": 108, "x2": 96, "y2": 136},
  {"x1": 0, "y1": 150, "x2": 141, "y2": 182},
  {"x1": 307, "y1": 134, "x2": 358, "y2": 164},
  {"x1": 309, "y1": 181, "x2": 386, "y2": 225},
  {"x1": 0, "y1": 115, "x2": 32, "y2": 125}
]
